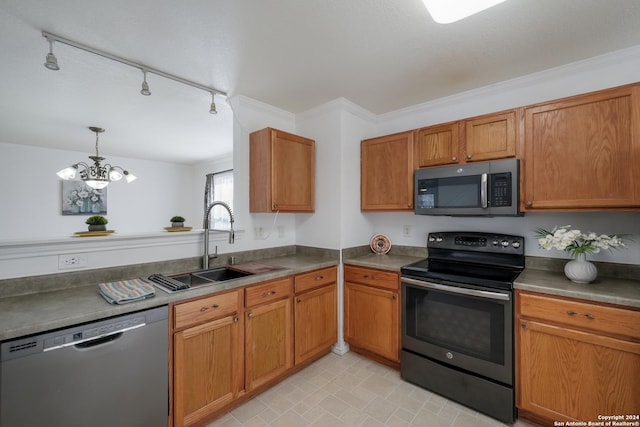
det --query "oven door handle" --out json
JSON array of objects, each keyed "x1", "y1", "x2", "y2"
[{"x1": 402, "y1": 277, "x2": 510, "y2": 301}]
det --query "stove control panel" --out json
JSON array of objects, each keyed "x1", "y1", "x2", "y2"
[{"x1": 428, "y1": 232, "x2": 524, "y2": 255}]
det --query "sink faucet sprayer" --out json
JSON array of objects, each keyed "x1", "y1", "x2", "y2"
[{"x1": 203, "y1": 201, "x2": 235, "y2": 269}]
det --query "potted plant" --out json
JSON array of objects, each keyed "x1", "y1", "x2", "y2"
[
  {"x1": 85, "y1": 215, "x2": 108, "y2": 232},
  {"x1": 170, "y1": 216, "x2": 185, "y2": 228}
]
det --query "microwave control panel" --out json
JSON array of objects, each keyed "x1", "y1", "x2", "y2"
[{"x1": 489, "y1": 172, "x2": 512, "y2": 207}]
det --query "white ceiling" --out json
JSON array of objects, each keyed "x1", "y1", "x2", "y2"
[{"x1": 1, "y1": 0, "x2": 639, "y2": 164}]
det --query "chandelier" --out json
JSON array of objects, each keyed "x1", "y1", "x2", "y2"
[{"x1": 56, "y1": 127, "x2": 137, "y2": 190}]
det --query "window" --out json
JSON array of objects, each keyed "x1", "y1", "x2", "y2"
[{"x1": 204, "y1": 170, "x2": 233, "y2": 229}]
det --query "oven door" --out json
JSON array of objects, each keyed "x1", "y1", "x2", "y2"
[{"x1": 401, "y1": 277, "x2": 513, "y2": 385}]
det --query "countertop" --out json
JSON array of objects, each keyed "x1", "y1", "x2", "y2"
[
  {"x1": 342, "y1": 253, "x2": 639, "y2": 309},
  {"x1": 0, "y1": 254, "x2": 338, "y2": 342}
]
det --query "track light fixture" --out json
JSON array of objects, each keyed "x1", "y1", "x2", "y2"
[
  {"x1": 209, "y1": 92, "x2": 217, "y2": 114},
  {"x1": 57, "y1": 127, "x2": 137, "y2": 190},
  {"x1": 140, "y1": 69, "x2": 151, "y2": 96},
  {"x1": 41, "y1": 31, "x2": 226, "y2": 113},
  {"x1": 43, "y1": 36, "x2": 59, "y2": 71}
]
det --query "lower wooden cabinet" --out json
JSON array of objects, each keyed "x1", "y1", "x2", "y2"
[
  {"x1": 172, "y1": 290, "x2": 242, "y2": 427},
  {"x1": 244, "y1": 277, "x2": 293, "y2": 392},
  {"x1": 516, "y1": 291, "x2": 640, "y2": 424},
  {"x1": 294, "y1": 267, "x2": 338, "y2": 365},
  {"x1": 344, "y1": 265, "x2": 400, "y2": 364}
]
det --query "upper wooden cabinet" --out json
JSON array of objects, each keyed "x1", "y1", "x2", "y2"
[
  {"x1": 415, "y1": 122, "x2": 461, "y2": 167},
  {"x1": 523, "y1": 83, "x2": 640, "y2": 210},
  {"x1": 415, "y1": 110, "x2": 518, "y2": 168},
  {"x1": 250, "y1": 127, "x2": 315, "y2": 212},
  {"x1": 361, "y1": 131, "x2": 415, "y2": 211},
  {"x1": 464, "y1": 110, "x2": 518, "y2": 162}
]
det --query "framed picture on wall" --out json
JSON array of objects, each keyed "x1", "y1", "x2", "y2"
[{"x1": 61, "y1": 181, "x2": 108, "y2": 215}]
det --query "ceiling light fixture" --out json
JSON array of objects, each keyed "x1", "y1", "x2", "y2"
[
  {"x1": 209, "y1": 92, "x2": 217, "y2": 114},
  {"x1": 43, "y1": 35, "x2": 59, "y2": 70},
  {"x1": 57, "y1": 127, "x2": 137, "y2": 189},
  {"x1": 140, "y1": 69, "x2": 151, "y2": 96},
  {"x1": 422, "y1": 0, "x2": 508, "y2": 24},
  {"x1": 41, "y1": 31, "x2": 226, "y2": 113}
]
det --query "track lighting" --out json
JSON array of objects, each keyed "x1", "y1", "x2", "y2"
[
  {"x1": 209, "y1": 92, "x2": 217, "y2": 114},
  {"x1": 41, "y1": 31, "x2": 226, "y2": 114},
  {"x1": 43, "y1": 36, "x2": 59, "y2": 71},
  {"x1": 57, "y1": 127, "x2": 137, "y2": 189},
  {"x1": 140, "y1": 69, "x2": 151, "y2": 96}
]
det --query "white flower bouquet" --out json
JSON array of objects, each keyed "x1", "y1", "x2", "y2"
[{"x1": 535, "y1": 225, "x2": 626, "y2": 257}]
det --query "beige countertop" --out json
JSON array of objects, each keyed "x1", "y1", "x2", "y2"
[{"x1": 0, "y1": 254, "x2": 338, "y2": 342}]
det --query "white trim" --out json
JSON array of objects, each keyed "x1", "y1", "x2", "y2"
[{"x1": 296, "y1": 97, "x2": 377, "y2": 124}]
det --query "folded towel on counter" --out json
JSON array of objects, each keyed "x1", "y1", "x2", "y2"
[{"x1": 98, "y1": 278, "x2": 156, "y2": 304}]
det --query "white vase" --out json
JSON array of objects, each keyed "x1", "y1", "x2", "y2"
[{"x1": 564, "y1": 253, "x2": 598, "y2": 284}]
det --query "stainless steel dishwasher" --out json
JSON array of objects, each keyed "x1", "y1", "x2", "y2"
[{"x1": 1, "y1": 305, "x2": 168, "y2": 427}]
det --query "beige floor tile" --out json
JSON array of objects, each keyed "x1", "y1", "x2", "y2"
[{"x1": 205, "y1": 351, "x2": 530, "y2": 427}]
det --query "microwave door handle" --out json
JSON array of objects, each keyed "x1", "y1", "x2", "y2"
[{"x1": 481, "y1": 173, "x2": 488, "y2": 208}]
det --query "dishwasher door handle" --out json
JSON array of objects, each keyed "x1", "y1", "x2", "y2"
[{"x1": 43, "y1": 322, "x2": 146, "y2": 352}]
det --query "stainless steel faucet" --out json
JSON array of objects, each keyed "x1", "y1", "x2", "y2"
[{"x1": 203, "y1": 201, "x2": 235, "y2": 269}]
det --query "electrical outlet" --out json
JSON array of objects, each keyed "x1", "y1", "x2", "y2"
[
  {"x1": 277, "y1": 226, "x2": 285, "y2": 238},
  {"x1": 58, "y1": 254, "x2": 88, "y2": 270},
  {"x1": 254, "y1": 227, "x2": 264, "y2": 239},
  {"x1": 403, "y1": 225, "x2": 411, "y2": 237}
]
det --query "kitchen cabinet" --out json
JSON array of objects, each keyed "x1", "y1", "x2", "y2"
[
  {"x1": 522, "y1": 83, "x2": 640, "y2": 210},
  {"x1": 415, "y1": 121, "x2": 461, "y2": 167},
  {"x1": 516, "y1": 291, "x2": 640, "y2": 425},
  {"x1": 249, "y1": 127, "x2": 315, "y2": 212},
  {"x1": 294, "y1": 266, "x2": 338, "y2": 365},
  {"x1": 344, "y1": 265, "x2": 400, "y2": 365},
  {"x1": 172, "y1": 290, "x2": 242, "y2": 427},
  {"x1": 244, "y1": 277, "x2": 293, "y2": 391},
  {"x1": 415, "y1": 110, "x2": 517, "y2": 168},
  {"x1": 361, "y1": 131, "x2": 415, "y2": 211}
]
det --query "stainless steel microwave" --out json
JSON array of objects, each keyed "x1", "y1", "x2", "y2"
[{"x1": 415, "y1": 159, "x2": 521, "y2": 216}]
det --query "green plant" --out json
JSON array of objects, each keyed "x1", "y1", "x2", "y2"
[
  {"x1": 170, "y1": 216, "x2": 185, "y2": 222},
  {"x1": 85, "y1": 215, "x2": 108, "y2": 225}
]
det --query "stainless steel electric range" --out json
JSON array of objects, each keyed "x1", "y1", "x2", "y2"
[{"x1": 400, "y1": 231, "x2": 525, "y2": 423}]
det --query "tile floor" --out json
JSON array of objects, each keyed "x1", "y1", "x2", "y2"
[{"x1": 208, "y1": 351, "x2": 538, "y2": 427}]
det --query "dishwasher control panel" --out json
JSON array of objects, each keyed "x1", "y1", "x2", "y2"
[{"x1": 43, "y1": 316, "x2": 146, "y2": 351}]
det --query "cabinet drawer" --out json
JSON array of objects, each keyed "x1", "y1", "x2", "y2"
[
  {"x1": 174, "y1": 290, "x2": 241, "y2": 330},
  {"x1": 295, "y1": 267, "x2": 337, "y2": 294},
  {"x1": 518, "y1": 292, "x2": 640, "y2": 340},
  {"x1": 344, "y1": 265, "x2": 399, "y2": 291},
  {"x1": 245, "y1": 277, "x2": 292, "y2": 308}
]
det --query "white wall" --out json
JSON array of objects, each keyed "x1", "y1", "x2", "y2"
[{"x1": 0, "y1": 142, "x2": 194, "y2": 240}]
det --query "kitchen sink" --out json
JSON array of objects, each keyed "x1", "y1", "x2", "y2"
[
  {"x1": 192, "y1": 267, "x2": 252, "y2": 282},
  {"x1": 150, "y1": 267, "x2": 254, "y2": 293}
]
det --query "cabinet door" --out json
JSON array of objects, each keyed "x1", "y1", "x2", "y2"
[
  {"x1": 464, "y1": 110, "x2": 517, "y2": 162},
  {"x1": 523, "y1": 84, "x2": 640, "y2": 209},
  {"x1": 245, "y1": 298, "x2": 292, "y2": 391},
  {"x1": 294, "y1": 283, "x2": 337, "y2": 365},
  {"x1": 415, "y1": 122, "x2": 461, "y2": 167},
  {"x1": 173, "y1": 315, "x2": 240, "y2": 427},
  {"x1": 250, "y1": 127, "x2": 315, "y2": 212},
  {"x1": 344, "y1": 282, "x2": 399, "y2": 362},
  {"x1": 518, "y1": 319, "x2": 640, "y2": 422},
  {"x1": 361, "y1": 131, "x2": 415, "y2": 211}
]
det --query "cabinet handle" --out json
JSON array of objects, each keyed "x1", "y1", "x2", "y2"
[
  {"x1": 525, "y1": 201, "x2": 533, "y2": 207},
  {"x1": 567, "y1": 310, "x2": 577, "y2": 316},
  {"x1": 452, "y1": 156, "x2": 457, "y2": 161},
  {"x1": 392, "y1": 294, "x2": 397, "y2": 300},
  {"x1": 261, "y1": 291, "x2": 275, "y2": 298},
  {"x1": 466, "y1": 154, "x2": 472, "y2": 160},
  {"x1": 200, "y1": 304, "x2": 220, "y2": 312},
  {"x1": 363, "y1": 274, "x2": 376, "y2": 280},
  {"x1": 273, "y1": 203, "x2": 279, "y2": 210},
  {"x1": 233, "y1": 316, "x2": 239, "y2": 323},
  {"x1": 314, "y1": 275, "x2": 324, "y2": 281},
  {"x1": 248, "y1": 312, "x2": 254, "y2": 319},
  {"x1": 296, "y1": 298, "x2": 301, "y2": 303},
  {"x1": 521, "y1": 322, "x2": 527, "y2": 329},
  {"x1": 584, "y1": 313, "x2": 595, "y2": 320}
]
